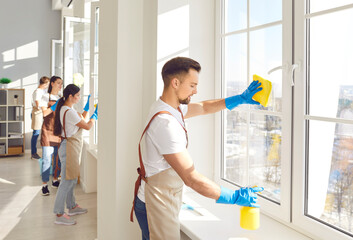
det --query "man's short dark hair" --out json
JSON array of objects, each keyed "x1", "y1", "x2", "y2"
[{"x1": 161, "y1": 57, "x2": 201, "y2": 88}]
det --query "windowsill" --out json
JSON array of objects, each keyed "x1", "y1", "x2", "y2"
[{"x1": 180, "y1": 190, "x2": 312, "y2": 240}]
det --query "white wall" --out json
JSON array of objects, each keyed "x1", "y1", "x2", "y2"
[
  {"x1": 0, "y1": 0, "x2": 61, "y2": 150},
  {"x1": 188, "y1": 0, "x2": 216, "y2": 180},
  {"x1": 156, "y1": 0, "x2": 216, "y2": 180}
]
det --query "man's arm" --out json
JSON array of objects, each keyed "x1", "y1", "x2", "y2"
[
  {"x1": 185, "y1": 81, "x2": 263, "y2": 119},
  {"x1": 163, "y1": 150, "x2": 221, "y2": 200},
  {"x1": 185, "y1": 99, "x2": 226, "y2": 119}
]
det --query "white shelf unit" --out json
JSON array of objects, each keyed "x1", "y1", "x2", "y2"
[{"x1": 0, "y1": 89, "x2": 25, "y2": 156}]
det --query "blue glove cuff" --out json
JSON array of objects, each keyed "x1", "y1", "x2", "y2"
[
  {"x1": 225, "y1": 95, "x2": 244, "y2": 110},
  {"x1": 50, "y1": 102, "x2": 58, "y2": 111},
  {"x1": 90, "y1": 113, "x2": 98, "y2": 121},
  {"x1": 216, "y1": 186, "x2": 236, "y2": 204}
]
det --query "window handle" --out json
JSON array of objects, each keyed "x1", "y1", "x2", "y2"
[
  {"x1": 268, "y1": 63, "x2": 299, "y2": 86},
  {"x1": 267, "y1": 65, "x2": 284, "y2": 75},
  {"x1": 290, "y1": 64, "x2": 299, "y2": 86}
]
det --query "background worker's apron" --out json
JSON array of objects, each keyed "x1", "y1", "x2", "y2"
[
  {"x1": 41, "y1": 98, "x2": 61, "y2": 147},
  {"x1": 131, "y1": 108, "x2": 188, "y2": 240},
  {"x1": 62, "y1": 109, "x2": 83, "y2": 180},
  {"x1": 31, "y1": 106, "x2": 43, "y2": 130},
  {"x1": 40, "y1": 98, "x2": 61, "y2": 178}
]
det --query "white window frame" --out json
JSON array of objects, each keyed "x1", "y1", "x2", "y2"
[
  {"x1": 89, "y1": 1, "x2": 100, "y2": 147},
  {"x1": 292, "y1": 2, "x2": 353, "y2": 240},
  {"x1": 215, "y1": 0, "x2": 293, "y2": 223}
]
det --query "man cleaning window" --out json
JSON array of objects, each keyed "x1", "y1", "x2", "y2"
[{"x1": 131, "y1": 57, "x2": 264, "y2": 240}]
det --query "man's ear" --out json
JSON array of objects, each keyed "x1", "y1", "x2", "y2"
[{"x1": 170, "y1": 77, "x2": 180, "y2": 89}]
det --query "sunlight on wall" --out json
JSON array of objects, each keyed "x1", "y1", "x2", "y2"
[
  {"x1": 3, "y1": 64, "x2": 15, "y2": 70},
  {"x1": 157, "y1": 2, "x2": 190, "y2": 98},
  {"x1": 2, "y1": 49, "x2": 15, "y2": 62},
  {"x1": 2, "y1": 41, "x2": 39, "y2": 70},
  {"x1": 16, "y1": 41, "x2": 39, "y2": 60}
]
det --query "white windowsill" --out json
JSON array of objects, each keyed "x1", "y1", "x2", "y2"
[{"x1": 180, "y1": 190, "x2": 312, "y2": 240}]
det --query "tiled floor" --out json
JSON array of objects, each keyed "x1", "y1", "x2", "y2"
[{"x1": 0, "y1": 152, "x2": 97, "y2": 240}]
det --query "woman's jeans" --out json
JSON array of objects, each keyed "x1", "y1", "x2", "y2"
[
  {"x1": 53, "y1": 140, "x2": 77, "y2": 214},
  {"x1": 134, "y1": 196, "x2": 150, "y2": 240},
  {"x1": 31, "y1": 130, "x2": 40, "y2": 155},
  {"x1": 41, "y1": 146, "x2": 61, "y2": 182}
]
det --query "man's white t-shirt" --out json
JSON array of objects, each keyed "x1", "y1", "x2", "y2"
[
  {"x1": 60, "y1": 106, "x2": 82, "y2": 138},
  {"x1": 41, "y1": 93, "x2": 60, "y2": 107},
  {"x1": 32, "y1": 88, "x2": 46, "y2": 107},
  {"x1": 137, "y1": 98, "x2": 188, "y2": 202}
]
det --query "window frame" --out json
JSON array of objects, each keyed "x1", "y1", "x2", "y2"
[
  {"x1": 292, "y1": 1, "x2": 353, "y2": 240},
  {"x1": 215, "y1": 0, "x2": 293, "y2": 223},
  {"x1": 89, "y1": 2, "x2": 100, "y2": 147}
]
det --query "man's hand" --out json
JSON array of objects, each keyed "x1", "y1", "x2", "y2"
[
  {"x1": 225, "y1": 81, "x2": 262, "y2": 110},
  {"x1": 216, "y1": 186, "x2": 264, "y2": 207}
]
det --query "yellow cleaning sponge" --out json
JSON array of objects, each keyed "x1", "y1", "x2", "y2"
[{"x1": 252, "y1": 74, "x2": 272, "y2": 107}]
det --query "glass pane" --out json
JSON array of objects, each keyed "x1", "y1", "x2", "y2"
[
  {"x1": 250, "y1": 25, "x2": 282, "y2": 112},
  {"x1": 249, "y1": 113, "x2": 281, "y2": 202},
  {"x1": 309, "y1": 0, "x2": 353, "y2": 13},
  {"x1": 54, "y1": 42, "x2": 63, "y2": 77},
  {"x1": 223, "y1": 111, "x2": 248, "y2": 186},
  {"x1": 307, "y1": 120, "x2": 353, "y2": 234},
  {"x1": 224, "y1": 33, "x2": 247, "y2": 112},
  {"x1": 250, "y1": 0, "x2": 282, "y2": 27},
  {"x1": 224, "y1": 0, "x2": 247, "y2": 33},
  {"x1": 309, "y1": 8, "x2": 353, "y2": 119}
]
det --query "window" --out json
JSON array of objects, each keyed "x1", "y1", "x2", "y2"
[
  {"x1": 217, "y1": 0, "x2": 292, "y2": 221},
  {"x1": 219, "y1": 0, "x2": 353, "y2": 239},
  {"x1": 293, "y1": 1, "x2": 353, "y2": 239},
  {"x1": 63, "y1": 16, "x2": 91, "y2": 142},
  {"x1": 90, "y1": 3, "x2": 99, "y2": 146}
]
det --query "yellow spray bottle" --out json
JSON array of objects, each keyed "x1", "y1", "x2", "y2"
[{"x1": 240, "y1": 186, "x2": 262, "y2": 230}]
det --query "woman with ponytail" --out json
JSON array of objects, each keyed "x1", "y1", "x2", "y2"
[
  {"x1": 40, "y1": 76, "x2": 63, "y2": 196},
  {"x1": 53, "y1": 84, "x2": 98, "y2": 225}
]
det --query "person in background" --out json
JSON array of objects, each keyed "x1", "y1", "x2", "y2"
[
  {"x1": 31, "y1": 76, "x2": 49, "y2": 160},
  {"x1": 131, "y1": 57, "x2": 264, "y2": 240},
  {"x1": 39, "y1": 76, "x2": 63, "y2": 195},
  {"x1": 53, "y1": 84, "x2": 97, "y2": 225}
]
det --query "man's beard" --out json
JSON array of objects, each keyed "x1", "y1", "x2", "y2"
[{"x1": 179, "y1": 96, "x2": 190, "y2": 105}]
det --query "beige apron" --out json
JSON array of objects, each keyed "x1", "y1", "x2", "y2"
[
  {"x1": 62, "y1": 109, "x2": 83, "y2": 180},
  {"x1": 31, "y1": 106, "x2": 43, "y2": 130},
  {"x1": 131, "y1": 108, "x2": 188, "y2": 240},
  {"x1": 145, "y1": 168, "x2": 184, "y2": 240}
]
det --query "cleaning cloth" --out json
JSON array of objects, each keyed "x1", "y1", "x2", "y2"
[{"x1": 252, "y1": 74, "x2": 272, "y2": 107}]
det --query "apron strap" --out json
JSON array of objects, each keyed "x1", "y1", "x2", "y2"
[
  {"x1": 130, "y1": 108, "x2": 188, "y2": 222},
  {"x1": 62, "y1": 109, "x2": 70, "y2": 139}
]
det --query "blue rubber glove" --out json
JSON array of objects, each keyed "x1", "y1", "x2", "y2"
[
  {"x1": 225, "y1": 81, "x2": 263, "y2": 110},
  {"x1": 84, "y1": 94, "x2": 91, "y2": 112},
  {"x1": 90, "y1": 104, "x2": 98, "y2": 120},
  {"x1": 216, "y1": 186, "x2": 264, "y2": 208},
  {"x1": 50, "y1": 100, "x2": 59, "y2": 111}
]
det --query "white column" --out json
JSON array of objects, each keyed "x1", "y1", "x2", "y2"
[
  {"x1": 142, "y1": 0, "x2": 158, "y2": 119},
  {"x1": 188, "y1": 0, "x2": 216, "y2": 180},
  {"x1": 98, "y1": 0, "x2": 151, "y2": 238}
]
